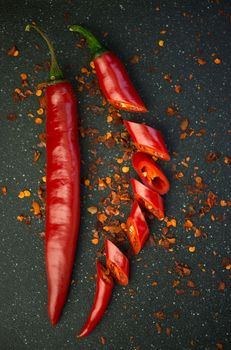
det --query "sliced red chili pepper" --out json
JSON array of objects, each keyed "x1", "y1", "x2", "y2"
[
  {"x1": 131, "y1": 178, "x2": 164, "y2": 220},
  {"x1": 26, "y1": 24, "x2": 80, "y2": 326},
  {"x1": 69, "y1": 25, "x2": 147, "y2": 113},
  {"x1": 105, "y1": 239, "x2": 129, "y2": 286},
  {"x1": 126, "y1": 201, "x2": 149, "y2": 254},
  {"x1": 132, "y1": 152, "x2": 170, "y2": 195},
  {"x1": 124, "y1": 120, "x2": 170, "y2": 161},
  {"x1": 78, "y1": 260, "x2": 114, "y2": 338}
]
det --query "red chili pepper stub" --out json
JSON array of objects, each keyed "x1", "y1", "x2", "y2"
[
  {"x1": 131, "y1": 178, "x2": 164, "y2": 220},
  {"x1": 126, "y1": 201, "x2": 149, "y2": 254},
  {"x1": 105, "y1": 239, "x2": 129, "y2": 286},
  {"x1": 26, "y1": 24, "x2": 80, "y2": 326},
  {"x1": 124, "y1": 120, "x2": 170, "y2": 161},
  {"x1": 78, "y1": 260, "x2": 114, "y2": 338},
  {"x1": 132, "y1": 152, "x2": 170, "y2": 195},
  {"x1": 69, "y1": 25, "x2": 148, "y2": 113}
]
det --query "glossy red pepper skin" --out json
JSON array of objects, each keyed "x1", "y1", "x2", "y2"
[
  {"x1": 126, "y1": 201, "x2": 149, "y2": 254},
  {"x1": 78, "y1": 261, "x2": 114, "y2": 338},
  {"x1": 131, "y1": 178, "x2": 164, "y2": 220},
  {"x1": 94, "y1": 52, "x2": 148, "y2": 112},
  {"x1": 105, "y1": 239, "x2": 129, "y2": 286},
  {"x1": 124, "y1": 120, "x2": 170, "y2": 161},
  {"x1": 132, "y1": 152, "x2": 170, "y2": 195},
  {"x1": 69, "y1": 25, "x2": 147, "y2": 112},
  {"x1": 46, "y1": 82, "x2": 80, "y2": 325}
]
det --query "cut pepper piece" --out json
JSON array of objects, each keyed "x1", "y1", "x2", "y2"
[
  {"x1": 105, "y1": 239, "x2": 129, "y2": 286},
  {"x1": 132, "y1": 152, "x2": 170, "y2": 195},
  {"x1": 126, "y1": 201, "x2": 149, "y2": 254},
  {"x1": 124, "y1": 120, "x2": 170, "y2": 161},
  {"x1": 131, "y1": 178, "x2": 164, "y2": 220}
]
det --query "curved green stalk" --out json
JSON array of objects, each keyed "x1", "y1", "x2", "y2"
[
  {"x1": 25, "y1": 23, "x2": 63, "y2": 82},
  {"x1": 69, "y1": 25, "x2": 108, "y2": 59}
]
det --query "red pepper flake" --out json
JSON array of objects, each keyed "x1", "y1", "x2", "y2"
[
  {"x1": 166, "y1": 218, "x2": 177, "y2": 228},
  {"x1": 7, "y1": 113, "x2": 17, "y2": 121},
  {"x1": 31, "y1": 201, "x2": 41, "y2": 216},
  {"x1": 153, "y1": 310, "x2": 165, "y2": 320},
  {"x1": 164, "y1": 73, "x2": 173, "y2": 83},
  {"x1": 130, "y1": 54, "x2": 141, "y2": 64},
  {"x1": 175, "y1": 289, "x2": 185, "y2": 295},
  {"x1": 216, "y1": 344, "x2": 224, "y2": 350},
  {"x1": 197, "y1": 58, "x2": 206, "y2": 65},
  {"x1": 33, "y1": 150, "x2": 41, "y2": 163},
  {"x1": 174, "y1": 172, "x2": 184, "y2": 180},
  {"x1": 7, "y1": 45, "x2": 20, "y2": 57},
  {"x1": 218, "y1": 281, "x2": 225, "y2": 291},
  {"x1": 174, "y1": 84, "x2": 182, "y2": 93},
  {"x1": 166, "y1": 327, "x2": 171, "y2": 337},
  {"x1": 224, "y1": 156, "x2": 231, "y2": 164},
  {"x1": 98, "y1": 213, "x2": 107, "y2": 223},
  {"x1": 184, "y1": 220, "x2": 193, "y2": 230},
  {"x1": 155, "y1": 323, "x2": 162, "y2": 334},
  {"x1": 187, "y1": 280, "x2": 196, "y2": 288},
  {"x1": 206, "y1": 191, "x2": 217, "y2": 208},
  {"x1": 214, "y1": 58, "x2": 221, "y2": 65},
  {"x1": 166, "y1": 105, "x2": 177, "y2": 116},
  {"x1": 180, "y1": 118, "x2": 189, "y2": 131},
  {"x1": 175, "y1": 261, "x2": 191, "y2": 277},
  {"x1": 172, "y1": 279, "x2": 180, "y2": 288},
  {"x1": 206, "y1": 152, "x2": 220, "y2": 162},
  {"x1": 1, "y1": 186, "x2": 7, "y2": 195},
  {"x1": 100, "y1": 336, "x2": 107, "y2": 345}
]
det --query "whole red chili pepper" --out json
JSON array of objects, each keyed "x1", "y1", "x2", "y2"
[
  {"x1": 124, "y1": 120, "x2": 170, "y2": 161},
  {"x1": 78, "y1": 260, "x2": 114, "y2": 338},
  {"x1": 105, "y1": 239, "x2": 129, "y2": 286},
  {"x1": 69, "y1": 25, "x2": 148, "y2": 113},
  {"x1": 132, "y1": 152, "x2": 170, "y2": 195},
  {"x1": 26, "y1": 24, "x2": 80, "y2": 325},
  {"x1": 126, "y1": 201, "x2": 149, "y2": 254},
  {"x1": 131, "y1": 178, "x2": 164, "y2": 220}
]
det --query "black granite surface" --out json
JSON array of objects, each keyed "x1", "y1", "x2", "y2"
[{"x1": 0, "y1": 0, "x2": 230, "y2": 349}]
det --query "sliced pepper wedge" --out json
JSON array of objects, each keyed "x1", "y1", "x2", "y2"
[
  {"x1": 131, "y1": 178, "x2": 164, "y2": 220},
  {"x1": 126, "y1": 201, "x2": 150, "y2": 254},
  {"x1": 132, "y1": 152, "x2": 170, "y2": 195},
  {"x1": 124, "y1": 120, "x2": 170, "y2": 161},
  {"x1": 105, "y1": 239, "x2": 129, "y2": 286}
]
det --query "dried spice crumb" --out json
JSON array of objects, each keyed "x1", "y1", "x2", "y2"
[
  {"x1": 1, "y1": 186, "x2": 7, "y2": 195},
  {"x1": 166, "y1": 105, "x2": 177, "y2": 116},
  {"x1": 33, "y1": 150, "x2": 41, "y2": 163},
  {"x1": 180, "y1": 118, "x2": 189, "y2": 131},
  {"x1": 88, "y1": 206, "x2": 98, "y2": 214},
  {"x1": 7, "y1": 45, "x2": 20, "y2": 57},
  {"x1": 35, "y1": 117, "x2": 43, "y2": 124},
  {"x1": 206, "y1": 152, "x2": 220, "y2": 162},
  {"x1": 158, "y1": 40, "x2": 165, "y2": 47},
  {"x1": 174, "y1": 84, "x2": 182, "y2": 93},
  {"x1": 216, "y1": 344, "x2": 224, "y2": 350},
  {"x1": 31, "y1": 201, "x2": 41, "y2": 216},
  {"x1": 100, "y1": 336, "x2": 107, "y2": 345},
  {"x1": 218, "y1": 281, "x2": 225, "y2": 291},
  {"x1": 175, "y1": 261, "x2": 191, "y2": 277},
  {"x1": 153, "y1": 310, "x2": 165, "y2": 320},
  {"x1": 197, "y1": 58, "x2": 206, "y2": 65},
  {"x1": 224, "y1": 156, "x2": 231, "y2": 164},
  {"x1": 214, "y1": 58, "x2": 221, "y2": 64},
  {"x1": 91, "y1": 238, "x2": 99, "y2": 245},
  {"x1": 130, "y1": 54, "x2": 141, "y2": 64}
]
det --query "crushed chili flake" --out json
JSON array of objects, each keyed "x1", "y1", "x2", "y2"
[
  {"x1": 214, "y1": 58, "x2": 221, "y2": 64},
  {"x1": 166, "y1": 105, "x2": 177, "y2": 116},
  {"x1": 216, "y1": 344, "x2": 224, "y2": 350},
  {"x1": 166, "y1": 218, "x2": 177, "y2": 227},
  {"x1": 1, "y1": 186, "x2": 7, "y2": 195},
  {"x1": 100, "y1": 336, "x2": 107, "y2": 345},
  {"x1": 153, "y1": 310, "x2": 165, "y2": 320},
  {"x1": 98, "y1": 213, "x2": 107, "y2": 223},
  {"x1": 91, "y1": 238, "x2": 99, "y2": 245},
  {"x1": 31, "y1": 201, "x2": 41, "y2": 216},
  {"x1": 184, "y1": 219, "x2": 193, "y2": 230},
  {"x1": 187, "y1": 280, "x2": 196, "y2": 288},
  {"x1": 17, "y1": 215, "x2": 25, "y2": 222},
  {"x1": 180, "y1": 118, "x2": 189, "y2": 131},
  {"x1": 164, "y1": 73, "x2": 173, "y2": 83},
  {"x1": 197, "y1": 58, "x2": 206, "y2": 65},
  {"x1": 206, "y1": 191, "x2": 217, "y2": 208},
  {"x1": 172, "y1": 280, "x2": 180, "y2": 288},
  {"x1": 88, "y1": 206, "x2": 98, "y2": 214},
  {"x1": 174, "y1": 84, "x2": 182, "y2": 93},
  {"x1": 33, "y1": 150, "x2": 41, "y2": 163},
  {"x1": 188, "y1": 246, "x2": 196, "y2": 253},
  {"x1": 35, "y1": 117, "x2": 43, "y2": 124},
  {"x1": 36, "y1": 89, "x2": 43, "y2": 97},
  {"x1": 218, "y1": 281, "x2": 225, "y2": 291},
  {"x1": 7, "y1": 45, "x2": 20, "y2": 57},
  {"x1": 224, "y1": 156, "x2": 231, "y2": 164},
  {"x1": 175, "y1": 261, "x2": 191, "y2": 277},
  {"x1": 206, "y1": 151, "x2": 220, "y2": 162},
  {"x1": 130, "y1": 54, "x2": 141, "y2": 64},
  {"x1": 155, "y1": 323, "x2": 162, "y2": 334},
  {"x1": 7, "y1": 113, "x2": 17, "y2": 121}
]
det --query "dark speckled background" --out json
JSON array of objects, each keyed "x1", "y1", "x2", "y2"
[{"x1": 0, "y1": 0, "x2": 230, "y2": 349}]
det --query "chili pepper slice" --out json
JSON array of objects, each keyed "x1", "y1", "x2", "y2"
[
  {"x1": 124, "y1": 120, "x2": 170, "y2": 161},
  {"x1": 126, "y1": 201, "x2": 149, "y2": 254},
  {"x1": 69, "y1": 25, "x2": 147, "y2": 113},
  {"x1": 132, "y1": 152, "x2": 170, "y2": 195},
  {"x1": 78, "y1": 260, "x2": 114, "y2": 338},
  {"x1": 131, "y1": 178, "x2": 164, "y2": 220},
  {"x1": 105, "y1": 239, "x2": 129, "y2": 286},
  {"x1": 26, "y1": 24, "x2": 80, "y2": 326}
]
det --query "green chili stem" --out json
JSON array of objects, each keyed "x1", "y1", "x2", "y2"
[
  {"x1": 25, "y1": 24, "x2": 63, "y2": 82},
  {"x1": 69, "y1": 25, "x2": 108, "y2": 59}
]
